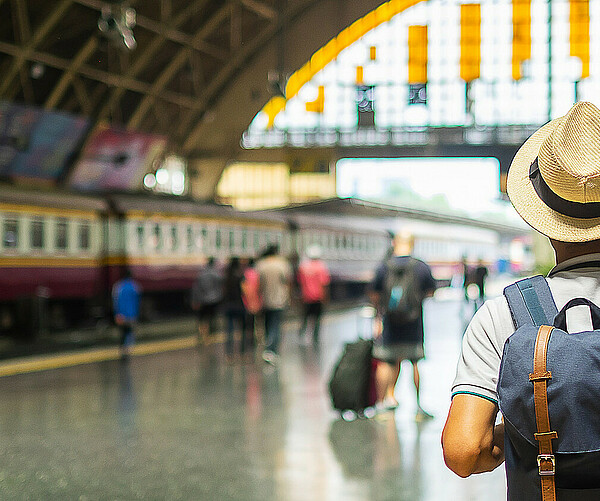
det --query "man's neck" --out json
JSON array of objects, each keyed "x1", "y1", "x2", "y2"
[{"x1": 550, "y1": 239, "x2": 600, "y2": 264}]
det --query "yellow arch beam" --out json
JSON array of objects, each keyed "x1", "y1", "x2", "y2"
[{"x1": 261, "y1": 0, "x2": 425, "y2": 128}]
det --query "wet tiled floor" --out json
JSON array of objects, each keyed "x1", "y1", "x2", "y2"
[{"x1": 0, "y1": 298, "x2": 506, "y2": 500}]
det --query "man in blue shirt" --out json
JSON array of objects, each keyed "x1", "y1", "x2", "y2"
[{"x1": 112, "y1": 269, "x2": 141, "y2": 360}]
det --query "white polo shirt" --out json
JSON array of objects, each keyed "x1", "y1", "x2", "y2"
[{"x1": 452, "y1": 254, "x2": 600, "y2": 403}]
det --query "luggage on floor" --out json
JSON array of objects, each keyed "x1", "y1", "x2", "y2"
[{"x1": 328, "y1": 338, "x2": 376, "y2": 418}]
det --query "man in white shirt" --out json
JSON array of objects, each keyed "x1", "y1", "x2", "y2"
[
  {"x1": 442, "y1": 101, "x2": 600, "y2": 482},
  {"x1": 256, "y1": 244, "x2": 293, "y2": 364}
]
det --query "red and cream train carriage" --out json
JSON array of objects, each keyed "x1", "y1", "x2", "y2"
[{"x1": 0, "y1": 188, "x2": 520, "y2": 340}]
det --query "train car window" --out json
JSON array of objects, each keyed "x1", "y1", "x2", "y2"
[
  {"x1": 31, "y1": 219, "x2": 44, "y2": 249},
  {"x1": 186, "y1": 225, "x2": 193, "y2": 252},
  {"x1": 228, "y1": 229, "x2": 235, "y2": 251},
  {"x1": 136, "y1": 224, "x2": 144, "y2": 250},
  {"x1": 253, "y1": 230, "x2": 260, "y2": 253},
  {"x1": 171, "y1": 224, "x2": 178, "y2": 251},
  {"x1": 282, "y1": 232, "x2": 291, "y2": 254},
  {"x1": 79, "y1": 222, "x2": 91, "y2": 250},
  {"x1": 215, "y1": 228, "x2": 222, "y2": 250},
  {"x1": 152, "y1": 223, "x2": 162, "y2": 251},
  {"x1": 241, "y1": 229, "x2": 248, "y2": 252},
  {"x1": 200, "y1": 226, "x2": 208, "y2": 251},
  {"x1": 55, "y1": 218, "x2": 68, "y2": 250},
  {"x1": 319, "y1": 232, "x2": 327, "y2": 251},
  {"x1": 3, "y1": 218, "x2": 18, "y2": 248},
  {"x1": 303, "y1": 233, "x2": 310, "y2": 249}
]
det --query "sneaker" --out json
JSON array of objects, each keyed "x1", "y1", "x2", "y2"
[
  {"x1": 375, "y1": 399, "x2": 398, "y2": 415},
  {"x1": 382, "y1": 397, "x2": 399, "y2": 410},
  {"x1": 415, "y1": 408, "x2": 434, "y2": 422},
  {"x1": 262, "y1": 350, "x2": 278, "y2": 365}
]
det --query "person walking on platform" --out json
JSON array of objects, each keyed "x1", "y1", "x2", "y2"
[
  {"x1": 241, "y1": 258, "x2": 262, "y2": 348},
  {"x1": 461, "y1": 255, "x2": 471, "y2": 303},
  {"x1": 112, "y1": 269, "x2": 141, "y2": 360},
  {"x1": 191, "y1": 257, "x2": 224, "y2": 345},
  {"x1": 473, "y1": 259, "x2": 488, "y2": 306},
  {"x1": 223, "y1": 257, "x2": 248, "y2": 362},
  {"x1": 256, "y1": 244, "x2": 293, "y2": 365},
  {"x1": 297, "y1": 244, "x2": 330, "y2": 345},
  {"x1": 369, "y1": 232, "x2": 436, "y2": 420},
  {"x1": 442, "y1": 101, "x2": 600, "y2": 499}
]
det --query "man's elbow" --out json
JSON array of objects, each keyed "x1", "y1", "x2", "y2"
[
  {"x1": 443, "y1": 450, "x2": 477, "y2": 478},
  {"x1": 442, "y1": 435, "x2": 481, "y2": 478}
]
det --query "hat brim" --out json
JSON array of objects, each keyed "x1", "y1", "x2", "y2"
[{"x1": 507, "y1": 118, "x2": 600, "y2": 242}]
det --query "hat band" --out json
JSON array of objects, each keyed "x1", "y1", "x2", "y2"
[{"x1": 529, "y1": 157, "x2": 600, "y2": 219}]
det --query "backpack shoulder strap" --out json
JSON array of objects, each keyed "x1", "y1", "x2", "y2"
[{"x1": 503, "y1": 275, "x2": 558, "y2": 329}]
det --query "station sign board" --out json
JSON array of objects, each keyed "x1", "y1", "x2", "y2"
[
  {"x1": 68, "y1": 127, "x2": 167, "y2": 191},
  {"x1": 0, "y1": 101, "x2": 89, "y2": 183}
]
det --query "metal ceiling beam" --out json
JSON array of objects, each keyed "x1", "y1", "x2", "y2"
[
  {"x1": 71, "y1": 75, "x2": 93, "y2": 115},
  {"x1": 95, "y1": 0, "x2": 211, "y2": 123},
  {"x1": 134, "y1": 14, "x2": 228, "y2": 60},
  {"x1": 231, "y1": 3, "x2": 242, "y2": 50},
  {"x1": 0, "y1": 0, "x2": 74, "y2": 96},
  {"x1": 11, "y1": 0, "x2": 32, "y2": 42},
  {"x1": 0, "y1": 40, "x2": 198, "y2": 109},
  {"x1": 18, "y1": 66, "x2": 35, "y2": 103},
  {"x1": 126, "y1": 4, "x2": 231, "y2": 130},
  {"x1": 161, "y1": 0, "x2": 171, "y2": 21},
  {"x1": 73, "y1": 0, "x2": 227, "y2": 60},
  {"x1": 181, "y1": 0, "x2": 319, "y2": 154},
  {"x1": 44, "y1": 37, "x2": 98, "y2": 109},
  {"x1": 240, "y1": 0, "x2": 277, "y2": 20}
]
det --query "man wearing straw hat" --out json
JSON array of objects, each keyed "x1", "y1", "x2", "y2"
[{"x1": 442, "y1": 102, "x2": 600, "y2": 489}]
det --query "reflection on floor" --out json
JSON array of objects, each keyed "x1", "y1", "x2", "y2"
[{"x1": 0, "y1": 299, "x2": 506, "y2": 500}]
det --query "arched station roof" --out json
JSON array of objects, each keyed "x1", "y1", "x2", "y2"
[{"x1": 0, "y1": 0, "x2": 387, "y2": 198}]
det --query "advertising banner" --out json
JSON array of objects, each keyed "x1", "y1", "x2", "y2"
[
  {"x1": 0, "y1": 101, "x2": 89, "y2": 182},
  {"x1": 68, "y1": 127, "x2": 167, "y2": 191}
]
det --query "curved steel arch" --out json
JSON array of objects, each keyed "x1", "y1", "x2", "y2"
[
  {"x1": 126, "y1": 3, "x2": 232, "y2": 131},
  {"x1": 0, "y1": 0, "x2": 390, "y2": 197}
]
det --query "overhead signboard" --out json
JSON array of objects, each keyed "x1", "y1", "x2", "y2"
[
  {"x1": 68, "y1": 127, "x2": 167, "y2": 191},
  {"x1": 0, "y1": 101, "x2": 89, "y2": 182}
]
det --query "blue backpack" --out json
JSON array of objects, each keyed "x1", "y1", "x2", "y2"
[{"x1": 499, "y1": 276, "x2": 600, "y2": 500}]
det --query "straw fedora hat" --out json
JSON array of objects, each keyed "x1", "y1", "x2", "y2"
[{"x1": 507, "y1": 101, "x2": 600, "y2": 242}]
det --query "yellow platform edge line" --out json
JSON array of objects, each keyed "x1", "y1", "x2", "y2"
[{"x1": 0, "y1": 336, "x2": 199, "y2": 378}]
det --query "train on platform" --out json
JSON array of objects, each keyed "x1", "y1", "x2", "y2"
[{"x1": 0, "y1": 186, "x2": 530, "y2": 340}]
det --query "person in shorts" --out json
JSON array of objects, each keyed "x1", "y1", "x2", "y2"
[{"x1": 369, "y1": 233, "x2": 436, "y2": 419}]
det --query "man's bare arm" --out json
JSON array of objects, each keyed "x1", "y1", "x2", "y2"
[{"x1": 441, "y1": 393, "x2": 505, "y2": 477}]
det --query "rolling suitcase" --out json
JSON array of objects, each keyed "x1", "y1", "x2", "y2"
[{"x1": 328, "y1": 338, "x2": 377, "y2": 420}]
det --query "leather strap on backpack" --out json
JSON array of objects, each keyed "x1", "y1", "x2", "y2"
[{"x1": 529, "y1": 325, "x2": 558, "y2": 501}]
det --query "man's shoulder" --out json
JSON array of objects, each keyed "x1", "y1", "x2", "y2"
[
  {"x1": 466, "y1": 295, "x2": 514, "y2": 348},
  {"x1": 387, "y1": 255, "x2": 432, "y2": 276},
  {"x1": 276, "y1": 256, "x2": 292, "y2": 270}
]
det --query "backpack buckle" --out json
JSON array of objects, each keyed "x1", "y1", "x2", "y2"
[{"x1": 537, "y1": 454, "x2": 555, "y2": 476}]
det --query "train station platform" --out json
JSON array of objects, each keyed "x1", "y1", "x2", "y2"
[{"x1": 0, "y1": 296, "x2": 509, "y2": 500}]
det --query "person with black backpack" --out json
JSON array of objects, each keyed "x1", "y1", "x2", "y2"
[
  {"x1": 369, "y1": 232, "x2": 436, "y2": 420},
  {"x1": 442, "y1": 101, "x2": 600, "y2": 501}
]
